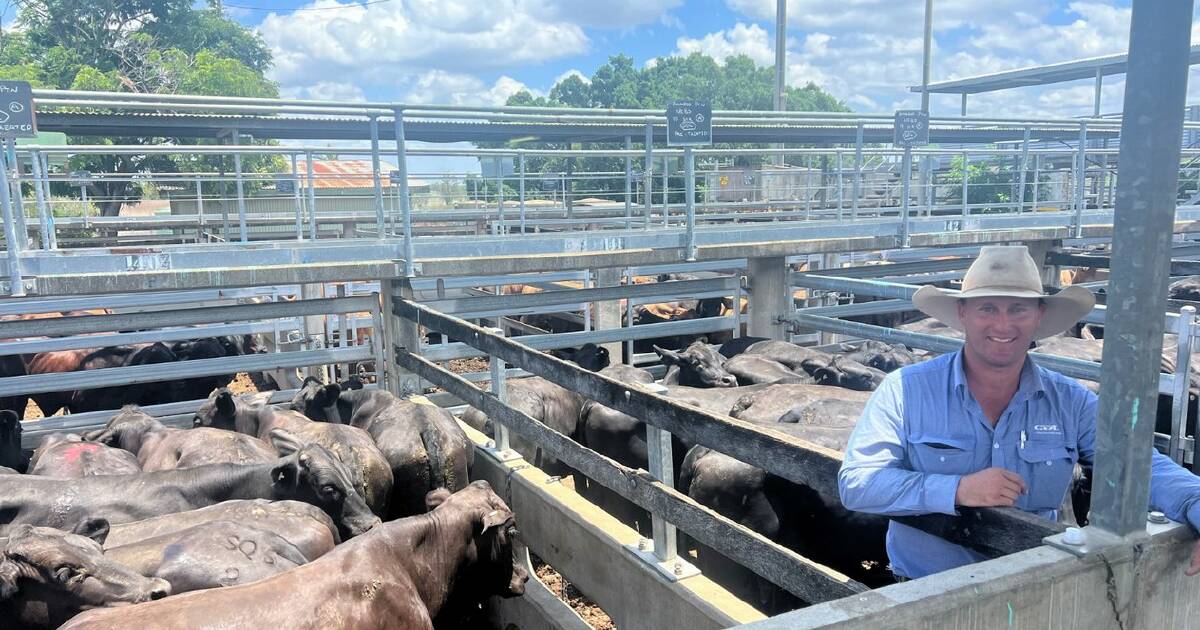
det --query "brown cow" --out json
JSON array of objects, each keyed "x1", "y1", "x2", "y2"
[
  {"x1": 61, "y1": 481, "x2": 527, "y2": 630},
  {"x1": 27, "y1": 434, "x2": 141, "y2": 477}
]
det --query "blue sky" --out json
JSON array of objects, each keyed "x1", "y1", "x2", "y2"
[{"x1": 210, "y1": 0, "x2": 1185, "y2": 119}]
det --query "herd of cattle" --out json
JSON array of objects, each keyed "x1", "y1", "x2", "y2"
[
  {"x1": 3, "y1": 266, "x2": 1199, "y2": 626},
  {"x1": 0, "y1": 379, "x2": 525, "y2": 629}
]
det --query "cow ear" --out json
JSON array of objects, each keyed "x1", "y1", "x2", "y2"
[
  {"x1": 72, "y1": 518, "x2": 109, "y2": 546},
  {"x1": 83, "y1": 427, "x2": 114, "y2": 444},
  {"x1": 480, "y1": 509, "x2": 507, "y2": 535},
  {"x1": 270, "y1": 429, "x2": 304, "y2": 457},
  {"x1": 321, "y1": 384, "x2": 341, "y2": 404},
  {"x1": 425, "y1": 488, "x2": 452, "y2": 511},
  {"x1": 271, "y1": 459, "x2": 298, "y2": 486},
  {"x1": 216, "y1": 391, "x2": 236, "y2": 417}
]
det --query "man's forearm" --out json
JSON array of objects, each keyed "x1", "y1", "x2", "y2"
[{"x1": 839, "y1": 466, "x2": 961, "y2": 516}]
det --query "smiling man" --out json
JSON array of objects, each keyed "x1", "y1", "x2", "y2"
[{"x1": 838, "y1": 245, "x2": 1200, "y2": 581}]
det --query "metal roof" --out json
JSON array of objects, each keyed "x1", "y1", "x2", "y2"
[
  {"x1": 34, "y1": 112, "x2": 1113, "y2": 145},
  {"x1": 911, "y1": 45, "x2": 1200, "y2": 94}
]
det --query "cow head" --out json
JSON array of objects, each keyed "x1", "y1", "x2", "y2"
[
  {"x1": 654, "y1": 342, "x2": 737, "y2": 388},
  {"x1": 269, "y1": 430, "x2": 381, "y2": 540},
  {"x1": 193, "y1": 388, "x2": 244, "y2": 432},
  {"x1": 0, "y1": 523, "x2": 170, "y2": 611},
  {"x1": 289, "y1": 378, "x2": 342, "y2": 423},
  {"x1": 85, "y1": 406, "x2": 161, "y2": 454},
  {"x1": 549, "y1": 343, "x2": 611, "y2": 372},
  {"x1": 426, "y1": 480, "x2": 528, "y2": 599},
  {"x1": 0, "y1": 409, "x2": 24, "y2": 472},
  {"x1": 812, "y1": 356, "x2": 885, "y2": 391}
]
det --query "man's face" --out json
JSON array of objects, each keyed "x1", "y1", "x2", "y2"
[{"x1": 957, "y1": 296, "x2": 1045, "y2": 370}]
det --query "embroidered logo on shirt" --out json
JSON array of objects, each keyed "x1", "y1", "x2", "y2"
[{"x1": 1033, "y1": 424, "x2": 1059, "y2": 432}]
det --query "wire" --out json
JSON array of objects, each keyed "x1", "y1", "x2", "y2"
[{"x1": 221, "y1": 0, "x2": 392, "y2": 12}]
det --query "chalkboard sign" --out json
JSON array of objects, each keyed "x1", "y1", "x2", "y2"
[
  {"x1": 541, "y1": 178, "x2": 557, "y2": 190},
  {"x1": 667, "y1": 101, "x2": 712, "y2": 147},
  {"x1": 68, "y1": 170, "x2": 92, "y2": 184},
  {"x1": 0, "y1": 81, "x2": 36, "y2": 138},
  {"x1": 275, "y1": 177, "x2": 296, "y2": 194},
  {"x1": 893, "y1": 110, "x2": 929, "y2": 148}
]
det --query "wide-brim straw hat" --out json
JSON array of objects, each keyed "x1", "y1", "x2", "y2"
[{"x1": 911, "y1": 245, "x2": 1095, "y2": 340}]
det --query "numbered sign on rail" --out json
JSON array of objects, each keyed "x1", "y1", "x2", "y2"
[
  {"x1": 667, "y1": 101, "x2": 712, "y2": 147},
  {"x1": 893, "y1": 110, "x2": 929, "y2": 148}
]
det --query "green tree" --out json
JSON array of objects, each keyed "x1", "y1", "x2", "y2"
[
  {"x1": 1, "y1": 1, "x2": 280, "y2": 216},
  {"x1": 942, "y1": 156, "x2": 1048, "y2": 213}
]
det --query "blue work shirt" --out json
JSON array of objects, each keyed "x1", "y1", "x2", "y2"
[{"x1": 838, "y1": 350, "x2": 1200, "y2": 579}]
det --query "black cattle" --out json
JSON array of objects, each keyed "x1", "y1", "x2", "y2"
[
  {"x1": 27, "y1": 433, "x2": 141, "y2": 478},
  {"x1": 291, "y1": 379, "x2": 474, "y2": 519},
  {"x1": 655, "y1": 341, "x2": 738, "y2": 388},
  {"x1": 0, "y1": 523, "x2": 171, "y2": 630},
  {"x1": 838, "y1": 340, "x2": 919, "y2": 373},
  {"x1": 70, "y1": 343, "x2": 180, "y2": 413},
  {"x1": 547, "y1": 343, "x2": 611, "y2": 372},
  {"x1": 0, "y1": 354, "x2": 27, "y2": 418},
  {"x1": 0, "y1": 430, "x2": 380, "y2": 541},
  {"x1": 807, "y1": 354, "x2": 886, "y2": 391},
  {"x1": 62, "y1": 481, "x2": 527, "y2": 630},
  {"x1": 169, "y1": 338, "x2": 238, "y2": 402},
  {"x1": 1169, "y1": 275, "x2": 1200, "y2": 302},
  {"x1": 105, "y1": 520, "x2": 309, "y2": 594},
  {"x1": 87, "y1": 405, "x2": 276, "y2": 471},
  {"x1": 718, "y1": 338, "x2": 833, "y2": 371},
  {"x1": 0, "y1": 410, "x2": 26, "y2": 472},
  {"x1": 723, "y1": 354, "x2": 813, "y2": 386}
]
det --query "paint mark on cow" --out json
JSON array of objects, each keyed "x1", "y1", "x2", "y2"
[
  {"x1": 60, "y1": 442, "x2": 102, "y2": 464},
  {"x1": 362, "y1": 577, "x2": 383, "y2": 600}
]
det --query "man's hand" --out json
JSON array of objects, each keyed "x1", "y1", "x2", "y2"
[
  {"x1": 955, "y1": 467, "x2": 1028, "y2": 507},
  {"x1": 1187, "y1": 539, "x2": 1200, "y2": 577}
]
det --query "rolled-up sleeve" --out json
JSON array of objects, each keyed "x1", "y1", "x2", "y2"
[{"x1": 839, "y1": 372, "x2": 961, "y2": 516}]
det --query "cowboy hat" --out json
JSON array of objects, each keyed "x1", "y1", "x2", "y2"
[{"x1": 911, "y1": 245, "x2": 1095, "y2": 340}]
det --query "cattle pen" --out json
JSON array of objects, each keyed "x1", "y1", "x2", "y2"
[{"x1": 3, "y1": 5, "x2": 1200, "y2": 628}]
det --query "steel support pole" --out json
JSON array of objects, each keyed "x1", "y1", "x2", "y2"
[
  {"x1": 518, "y1": 151, "x2": 526, "y2": 233},
  {"x1": 961, "y1": 151, "x2": 970, "y2": 218},
  {"x1": 369, "y1": 117, "x2": 385, "y2": 238},
  {"x1": 662, "y1": 156, "x2": 669, "y2": 227},
  {"x1": 1017, "y1": 127, "x2": 1030, "y2": 212},
  {"x1": 1094, "y1": 67, "x2": 1104, "y2": 117},
  {"x1": 305, "y1": 151, "x2": 318, "y2": 241},
  {"x1": 80, "y1": 185, "x2": 89, "y2": 230},
  {"x1": 684, "y1": 147, "x2": 696, "y2": 261},
  {"x1": 1074, "y1": 124, "x2": 1088, "y2": 237},
  {"x1": 1032, "y1": 154, "x2": 1041, "y2": 211},
  {"x1": 960, "y1": 93, "x2": 967, "y2": 116},
  {"x1": 7, "y1": 141, "x2": 28, "y2": 248},
  {"x1": 488, "y1": 327, "x2": 511, "y2": 452},
  {"x1": 624, "y1": 135, "x2": 632, "y2": 229},
  {"x1": 290, "y1": 154, "x2": 303, "y2": 241},
  {"x1": 773, "y1": 0, "x2": 787, "y2": 166},
  {"x1": 920, "y1": 0, "x2": 933, "y2": 113},
  {"x1": 195, "y1": 177, "x2": 205, "y2": 242},
  {"x1": 852, "y1": 124, "x2": 863, "y2": 220},
  {"x1": 644, "y1": 120, "x2": 653, "y2": 228},
  {"x1": 900, "y1": 148, "x2": 913, "y2": 246},
  {"x1": 1169, "y1": 306, "x2": 1196, "y2": 464},
  {"x1": 29, "y1": 150, "x2": 52, "y2": 250},
  {"x1": 0, "y1": 149, "x2": 25, "y2": 296},
  {"x1": 393, "y1": 109, "x2": 414, "y2": 276},
  {"x1": 1091, "y1": 0, "x2": 1195, "y2": 538},
  {"x1": 641, "y1": 381, "x2": 677, "y2": 563},
  {"x1": 233, "y1": 150, "x2": 248, "y2": 243},
  {"x1": 495, "y1": 157, "x2": 504, "y2": 236},
  {"x1": 835, "y1": 150, "x2": 844, "y2": 221}
]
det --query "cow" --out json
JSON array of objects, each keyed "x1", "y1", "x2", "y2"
[
  {"x1": 547, "y1": 343, "x2": 610, "y2": 372},
  {"x1": 105, "y1": 520, "x2": 310, "y2": 594},
  {"x1": 0, "y1": 354, "x2": 27, "y2": 418},
  {"x1": 290, "y1": 380, "x2": 474, "y2": 518},
  {"x1": 69, "y1": 343, "x2": 181, "y2": 413},
  {"x1": 0, "y1": 410, "x2": 26, "y2": 472},
  {"x1": 60, "y1": 481, "x2": 528, "y2": 630},
  {"x1": 169, "y1": 338, "x2": 240, "y2": 402},
  {"x1": 718, "y1": 337, "x2": 831, "y2": 370},
  {"x1": 0, "y1": 430, "x2": 380, "y2": 541},
  {"x1": 27, "y1": 434, "x2": 141, "y2": 478},
  {"x1": 837, "y1": 340, "x2": 919, "y2": 373},
  {"x1": 1169, "y1": 275, "x2": 1200, "y2": 302},
  {"x1": 195, "y1": 393, "x2": 393, "y2": 517},
  {"x1": 0, "y1": 523, "x2": 171, "y2": 630},
  {"x1": 723, "y1": 354, "x2": 814, "y2": 386},
  {"x1": 656, "y1": 341, "x2": 738, "y2": 388},
  {"x1": 104, "y1": 500, "x2": 338, "y2": 562},
  {"x1": 807, "y1": 354, "x2": 886, "y2": 391},
  {"x1": 24, "y1": 349, "x2": 93, "y2": 417},
  {"x1": 86, "y1": 405, "x2": 276, "y2": 471}
]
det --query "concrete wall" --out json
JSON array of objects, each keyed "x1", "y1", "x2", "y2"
[{"x1": 739, "y1": 523, "x2": 1200, "y2": 629}]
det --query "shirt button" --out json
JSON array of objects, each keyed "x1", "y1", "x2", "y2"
[
  {"x1": 993, "y1": 443, "x2": 1000, "y2": 449},
  {"x1": 1046, "y1": 461, "x2": 1053, "y2": 466},
  {"x1": 939, "y1": 456, "x2": 946, "y2": 462}
]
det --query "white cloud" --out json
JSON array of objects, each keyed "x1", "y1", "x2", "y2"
[
  {"x1": 674, "y1": 22, "x2": 775, "y2": 66},
  {"x1": 553, "y1": 69, "x2": 592, "y2": 86},
  {"x1": 280, "y1": 81, "x2": 366, "y2": 102},
  {"x1": 403, "y1": 70, "x2": 532, "y2": 106},
  {"x1": 725, "y1": 0, "x2": 1048, "y2": 36},
  {"x1": 531, "y1": 0, "x2": 684, "y2": 29}
]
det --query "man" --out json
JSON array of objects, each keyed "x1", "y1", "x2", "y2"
[{"x1": 839, "y1": 245, "x2": 1200, "y2": 580}]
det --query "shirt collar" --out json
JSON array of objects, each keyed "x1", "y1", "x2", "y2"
[{"x1": 951, "y1": 348, "x2": 1046, "y2": 402}]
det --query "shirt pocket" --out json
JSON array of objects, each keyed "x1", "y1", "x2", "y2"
[
  {"x1": 1018, "y1": 442, "x2": 1077, "y2": 511},
  {"x1": 909, "y1": 434, "x2": 975, "y2": 475}
]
